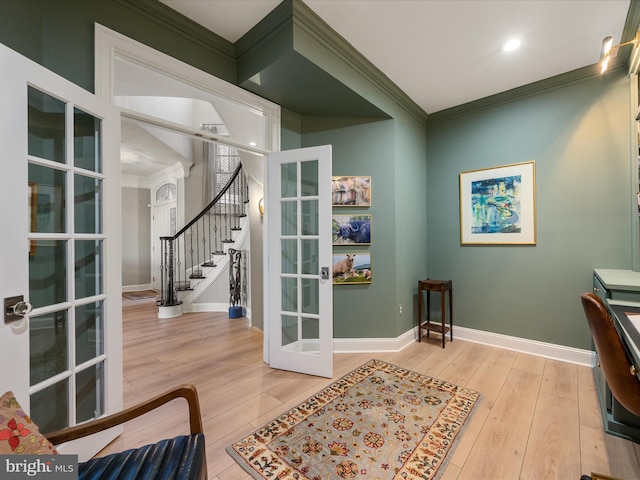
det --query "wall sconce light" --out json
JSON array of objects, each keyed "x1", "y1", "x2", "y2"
[
  {"x1": 258, "y1": 197, "x2": 264, "y2": 217},
  {"x1": 600, "y1": 33, "x2": 639, "y2": 73}
]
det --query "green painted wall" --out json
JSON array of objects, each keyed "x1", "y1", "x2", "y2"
[
  {"x1": 425, "y1": 71, "x2": 632, "y2": 350},
  {"x1": 301, "y1": 118, "x2": 398, "y2": 338},
  {"x1": 289, "y1": 114, "x2": 427, "y2": 339},
  {"x1": 281, "y1": 109, "x2": 303, "y2": 149},
  {"x1": 393, "y1": 117, "x2": 428, "y2": 336}
]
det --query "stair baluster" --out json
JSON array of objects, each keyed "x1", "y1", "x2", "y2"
[{"x1": 158, "y1": 163, "x2": 247, "y2": 307}]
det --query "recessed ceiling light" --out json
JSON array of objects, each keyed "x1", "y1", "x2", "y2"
[
  {"x1": 503, "y1": 38, "x2": 521, "y2": 52},
  {"x1": 249, "y1": 141, "x2": 257, "y2": 146}
]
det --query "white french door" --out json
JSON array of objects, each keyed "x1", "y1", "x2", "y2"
[
  {"x1": 266, "y1": 146, "x2": 333, "y2": 378},
  {"x1": 0, "y1": 43, "x2": 122, "y2": 458}
]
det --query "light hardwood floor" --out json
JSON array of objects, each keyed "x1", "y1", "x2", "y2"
[{"x1": 98, "y1": 297, "x2": 640, "y2": 479}]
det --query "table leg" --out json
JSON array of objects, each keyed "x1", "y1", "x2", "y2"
[
  {"x1": 426, "y1": 289, "x2": 431, "y2": 339},
  {"x1": 449, "y1": 287, "x2": 453, "y2": 342},
  {"x1": 440, "y1": 289, "x2": 445, "y2": 348},
  {"x1": 417, "y1": 287, "x2": 422, "y2": 342}
]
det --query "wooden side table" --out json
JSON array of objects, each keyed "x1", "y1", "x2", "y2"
[{"x1": 417, "y1": 279, "x2": 453, "y2": 348}]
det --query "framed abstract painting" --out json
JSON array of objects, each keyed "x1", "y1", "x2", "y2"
[{"x1": 459, "y1": 161, "x2": 536, "y2": 245}]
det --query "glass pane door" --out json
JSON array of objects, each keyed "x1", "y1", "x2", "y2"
[
  {"x1": 27, "y1": 86, "x2": 106, "y2": 432},
  {"x1": 268, "y1": 146, "x2": 333, "y2": 378}
]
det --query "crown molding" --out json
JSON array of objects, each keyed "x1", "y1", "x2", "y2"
[
  {"x1": 621, "y1": 0, "x2": 640, "y2": 62},
  {"x1": 427, "y1": 62, "x2": 626, "y2": 125},
  {"x1": 236, "y1": 0, "x2": 427, "y2": 123},
  {"x1": 292, "y1": 0, "x2": 428, "y2": 123},
  {"x1": 234, "y1": 0, "x2": 294, "y2": 61},
  {"x1": 114, "y1": 0, "x2": 235, "y2": 61}
]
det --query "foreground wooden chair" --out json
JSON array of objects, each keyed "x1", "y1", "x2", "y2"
[
  {"x1": 46, "y1": 384, "x2": 207, "y2": 480},
  {"x1": 580, "y1": 293, "x2": 640, "y2": 416}
]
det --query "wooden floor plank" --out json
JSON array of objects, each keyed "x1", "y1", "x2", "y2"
[
  {"x1": 540, "y1": 358, "x2": 579, "y2": 401},
  {"x1": 457, "y1": 368, "x2": 541, "y2": 479},
  {"x1": 447, "y1": 347, "x2": 518, "y2": 471},
  {"x1": 520, "y1": 392, "x2": 581, "y2": 479}
]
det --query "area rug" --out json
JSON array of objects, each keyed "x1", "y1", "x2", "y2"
[
  {"x1": 122, "y1": 290, "x2": 158, "y2": 300},
  {"x1": 227, "y1": 359, "x2": 481, "y2": 480}
]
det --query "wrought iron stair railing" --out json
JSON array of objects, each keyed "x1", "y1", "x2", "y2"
[{"x1": 158, "y1": 162, "x2": 248, "y2": 307}]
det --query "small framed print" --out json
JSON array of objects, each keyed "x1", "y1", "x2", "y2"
[
  {"x1": 332, "y1": 214, "x2": 371, "y2": 245},
  {"x1": 332, "y1": 253, "x2": 372, "y2": 285},
  {"x1": 332, "y1": 176, "x2": 371, "y2": 207}
]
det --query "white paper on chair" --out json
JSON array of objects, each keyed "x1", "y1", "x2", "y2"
[{"x1": 625, "y1": 313, "x2": 640, "y2": 334}]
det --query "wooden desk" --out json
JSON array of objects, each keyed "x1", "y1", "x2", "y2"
[
  {"x1": 609, "y1": 304, "x2": 640, "y2": 369},
  {"x1": 417, "y1": 279, "x2": 452, "y2": 348},
  {"x1": 593, "y1": 269, "x2": 640, "y2": 442}
]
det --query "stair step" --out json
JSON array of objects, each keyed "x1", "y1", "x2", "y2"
[
  {"x1": 201, "y1": 262, "x2": 217, "y2": 267},
  {"x1": 189, "y1": 268, "x2": 205, "y2": 279}
]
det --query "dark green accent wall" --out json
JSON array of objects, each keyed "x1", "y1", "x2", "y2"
[{"x1": 425, "y1": 71, "x2": 631, "y2": 350}]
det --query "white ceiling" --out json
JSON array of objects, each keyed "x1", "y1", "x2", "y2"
[{"x1": 160, "y1": 0, "x2": 631, "y2": 114}]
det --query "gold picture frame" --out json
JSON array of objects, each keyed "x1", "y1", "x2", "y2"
[{"x1": 332, "y1": 253, "x2": 372, "y2": 285}]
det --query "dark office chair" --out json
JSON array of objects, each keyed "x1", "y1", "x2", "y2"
[{"x1": 581, "y1": 292, "x2": 640, "y2": 417}]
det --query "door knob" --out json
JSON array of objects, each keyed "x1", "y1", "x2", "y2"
[
  {"x1": 4, "y1": 296, "x2": 32, "y2": 323},
  {"x1": 321, "y1": 267, "x2": 329, "y2": 280}
]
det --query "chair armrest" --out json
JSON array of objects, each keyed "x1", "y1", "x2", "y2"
[{"x1": 45, "y1": 384, "x2": 204, "y2": 445}]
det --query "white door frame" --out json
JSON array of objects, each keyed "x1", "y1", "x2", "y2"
[{"x1": 93, "y1": 24, "x2": 281, "y2": 355}]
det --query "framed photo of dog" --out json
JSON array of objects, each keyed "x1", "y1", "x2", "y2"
[{"x1": 332, "y1": 253, "x2": 372, "y2": 285}]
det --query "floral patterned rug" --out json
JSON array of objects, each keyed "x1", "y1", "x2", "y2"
[{"x1": 227, "y1": 359, "x2": 481, "y2": 479}]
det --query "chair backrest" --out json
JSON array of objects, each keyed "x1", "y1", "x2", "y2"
[{"x1": 581, "y1": 292, "x2": 640, "y2": 417}]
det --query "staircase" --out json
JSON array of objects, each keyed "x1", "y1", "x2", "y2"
[{"x1": 157, "y1": 163, "x2": 249, "y2": 318}]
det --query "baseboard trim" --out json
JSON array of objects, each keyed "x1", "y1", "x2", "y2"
[
  {"x1": 333, "y1": 326, "x2": 596, "y2": 367},
  {"x1": 122, "y1": 283, "x2": 153, "y2": 293},
  {"x1": 452, "y1": 326, "x2": 595, "y2": 367},
  {"x1": 333, "y1": 328, "x2": 416, "y2": 353},
  {"x1": 189, "y1": 303, "x2": 252, "y2": 322},
  {"x1": 188, "y1": 302, "x2": 228, "y2": 313}
]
